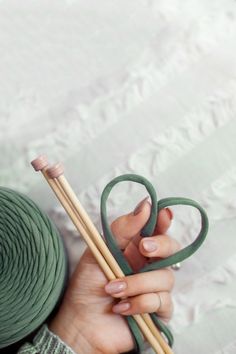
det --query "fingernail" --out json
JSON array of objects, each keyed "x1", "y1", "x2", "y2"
[
  {"x1": 166, "y1": 208, "x2": 173, "y2": 220},
  {"x1": 143, "y1": 239, "x2": 157, "y2": 252},
  {"x1": 113, "y1": 302, "x2": 130, "y2": 313},
  {"x1": 133, "y1": 196, "x2": 149, "y2": 215},
  {"x1": 105, "y1": 281, "x2": 127, "y2": 294}
]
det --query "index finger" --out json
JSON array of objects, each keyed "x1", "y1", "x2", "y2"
[
  {"x1": 154, "y1": 208, "x2": 173, "y2": 235},
  {"x1": 123, "y1": 209, "x2": 173, "y2": 270},
  {"x1": 110, "y1": 199, "x2": 151, "y2": 249}
]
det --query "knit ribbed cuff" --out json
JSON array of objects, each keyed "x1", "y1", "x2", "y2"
[{"x1": 18, "y1": 324, "x2": 76, "y2": 354}]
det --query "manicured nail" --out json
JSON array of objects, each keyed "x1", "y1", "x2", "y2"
[
  {"x1": 113, "y1": 302, "x2": 130, "y2": 313},
  {"x1": 133, "y1": 196, "x2": 149, "y2": 215},
  {"x1": 166, "y1": 207, "x2": 173, "y2": 220},
  {"x1": 143, "y1": 239, "x2": 157, "y2": 252},
  {"x1": 105, "y1": 281, "x2": 127, "y2": 294}
]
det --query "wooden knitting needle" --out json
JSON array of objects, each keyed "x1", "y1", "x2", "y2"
[
  {"x1": 32, "y1": 157, "x2": 165, "y2": 354},
  {"x1": 31, "y1": 156, "x2": 115, "y2": 279},
  {"x1": 31, "y1": 156, "x2": 87, "y2": 230},
  {"x1": 31, "y1": 157, "x2": 172, "y2": 354},
  {"x1": 47, "y1": 163, "x2": 173, "y2": 354},
  {"x1": 44, "y1": 159, "x2": 172, "y2": 354},
  {"x1": 31, "y1": 157, "x2": 169, "y2": 354}
]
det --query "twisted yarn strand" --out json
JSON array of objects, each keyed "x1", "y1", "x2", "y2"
[{"x1": 0, "y1": 187, "x2": 67, "y2": 348}]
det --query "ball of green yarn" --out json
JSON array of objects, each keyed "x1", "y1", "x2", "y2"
[{"x1": 0, "y1": 187, "x2": 67, "y2": 348}]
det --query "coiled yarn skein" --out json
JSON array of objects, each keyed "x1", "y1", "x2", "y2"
[{"x1": 0, "y1": 187, "x2": 67, "y2": 349}]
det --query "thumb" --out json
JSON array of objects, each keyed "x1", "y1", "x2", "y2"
[{"x1": 110, "y1": 197, "x2": 151, "y2": 249}]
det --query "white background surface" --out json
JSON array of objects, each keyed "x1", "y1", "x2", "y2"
[{"x1": 0, "y1": 1, "x2": 236, "y2": 353}]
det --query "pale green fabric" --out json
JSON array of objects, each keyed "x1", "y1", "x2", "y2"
[{"x1": 18, "y1": 325, "x2": 75, "y2": 354}]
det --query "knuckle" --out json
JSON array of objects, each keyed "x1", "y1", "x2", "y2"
[
  {"x1": 158, "y1": 292, "x2": 174, "y2": 319},
  {"x1": 164, "y1": 292, "x2": 173, "y2": 309},
  {"x1": 139, "y1": 297, "x2": 149, "y2": 313},
  {"x1": 166, "y1": 268, "x2": 175, "y2": 289},
  {"x1": 169, "y1": 300, "x2": 174, "y2": 316},
  {"x1": 159, "y1": 235, "x2": 172, "y2": 256},
  {"x1": 162, "y1": 235, "x2": 180, "y2": 256},
  {"x1": 175, "y1": 239, "x2": 181, "y2": 252},
  {"x1": 133, "y1": 294, "x2": 153, "y2": 313},
  {"x1": 131, "y1": 295, "x2": 145, "y2": 313},
  {"x1": 166, "y1": 238, "x2": 173, "y2": 255},
  {"x1": 110, "y1": 217, "x2": 120, "y2": 234},
  {"x1": 125, "y1": 274, "x2": 141, "y2": 297},
  {"x1": 166, "y1": 296, "x2": 174, "y2": 317}
]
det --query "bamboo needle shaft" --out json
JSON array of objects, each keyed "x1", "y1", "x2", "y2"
[
  {"x1": 45, "y1": 171, "x2": 164, "y2": 354},
  {"x1": 31, "y1": 156, "x2": 171, "y2": 354},
  {"x1": 54, "y1": 172, "x2": 173, "y2": 354}
]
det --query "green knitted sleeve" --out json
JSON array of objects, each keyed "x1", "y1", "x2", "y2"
[{"x1": 17, "y1": 325, "x2": 76, "y2": 354}]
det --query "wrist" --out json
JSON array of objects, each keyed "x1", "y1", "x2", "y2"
[{"x1": 49, "y1": 304, "x2": 101, "y2": 354}]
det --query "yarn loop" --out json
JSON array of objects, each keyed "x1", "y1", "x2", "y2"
[{"x1": 101, "y1": 174, "x2": 209, "y2": 351}]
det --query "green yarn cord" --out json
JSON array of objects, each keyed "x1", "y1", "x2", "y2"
[
  {"x1": 0, "y1": 173, "x2": 209, "y2": 353},
  {"x1": 101, "y1": 174, "x2": 209, "y2": 353},
  {"x1": 0, "y1": 187, "x2": 67, "y2": 349}
]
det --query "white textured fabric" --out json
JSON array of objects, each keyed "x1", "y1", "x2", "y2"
[{"x1": 0, "y1": 1, "x2": 236, "y2": 353}]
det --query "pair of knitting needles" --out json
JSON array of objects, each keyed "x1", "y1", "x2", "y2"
[{"x1": 31, "y1": 155, "x2": 173, "y2": 354}]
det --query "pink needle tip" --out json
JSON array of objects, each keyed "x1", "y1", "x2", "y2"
[
  {"x1": 31, "y1": 155, "x2": 48, "y2": 171},
  {"x1": 46, "y1": 163, "x2": 64, "y2": 178}
]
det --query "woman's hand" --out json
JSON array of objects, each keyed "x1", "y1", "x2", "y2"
[{"x1": 49, "y1": 198, "x2": 179, "y2": 354}]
